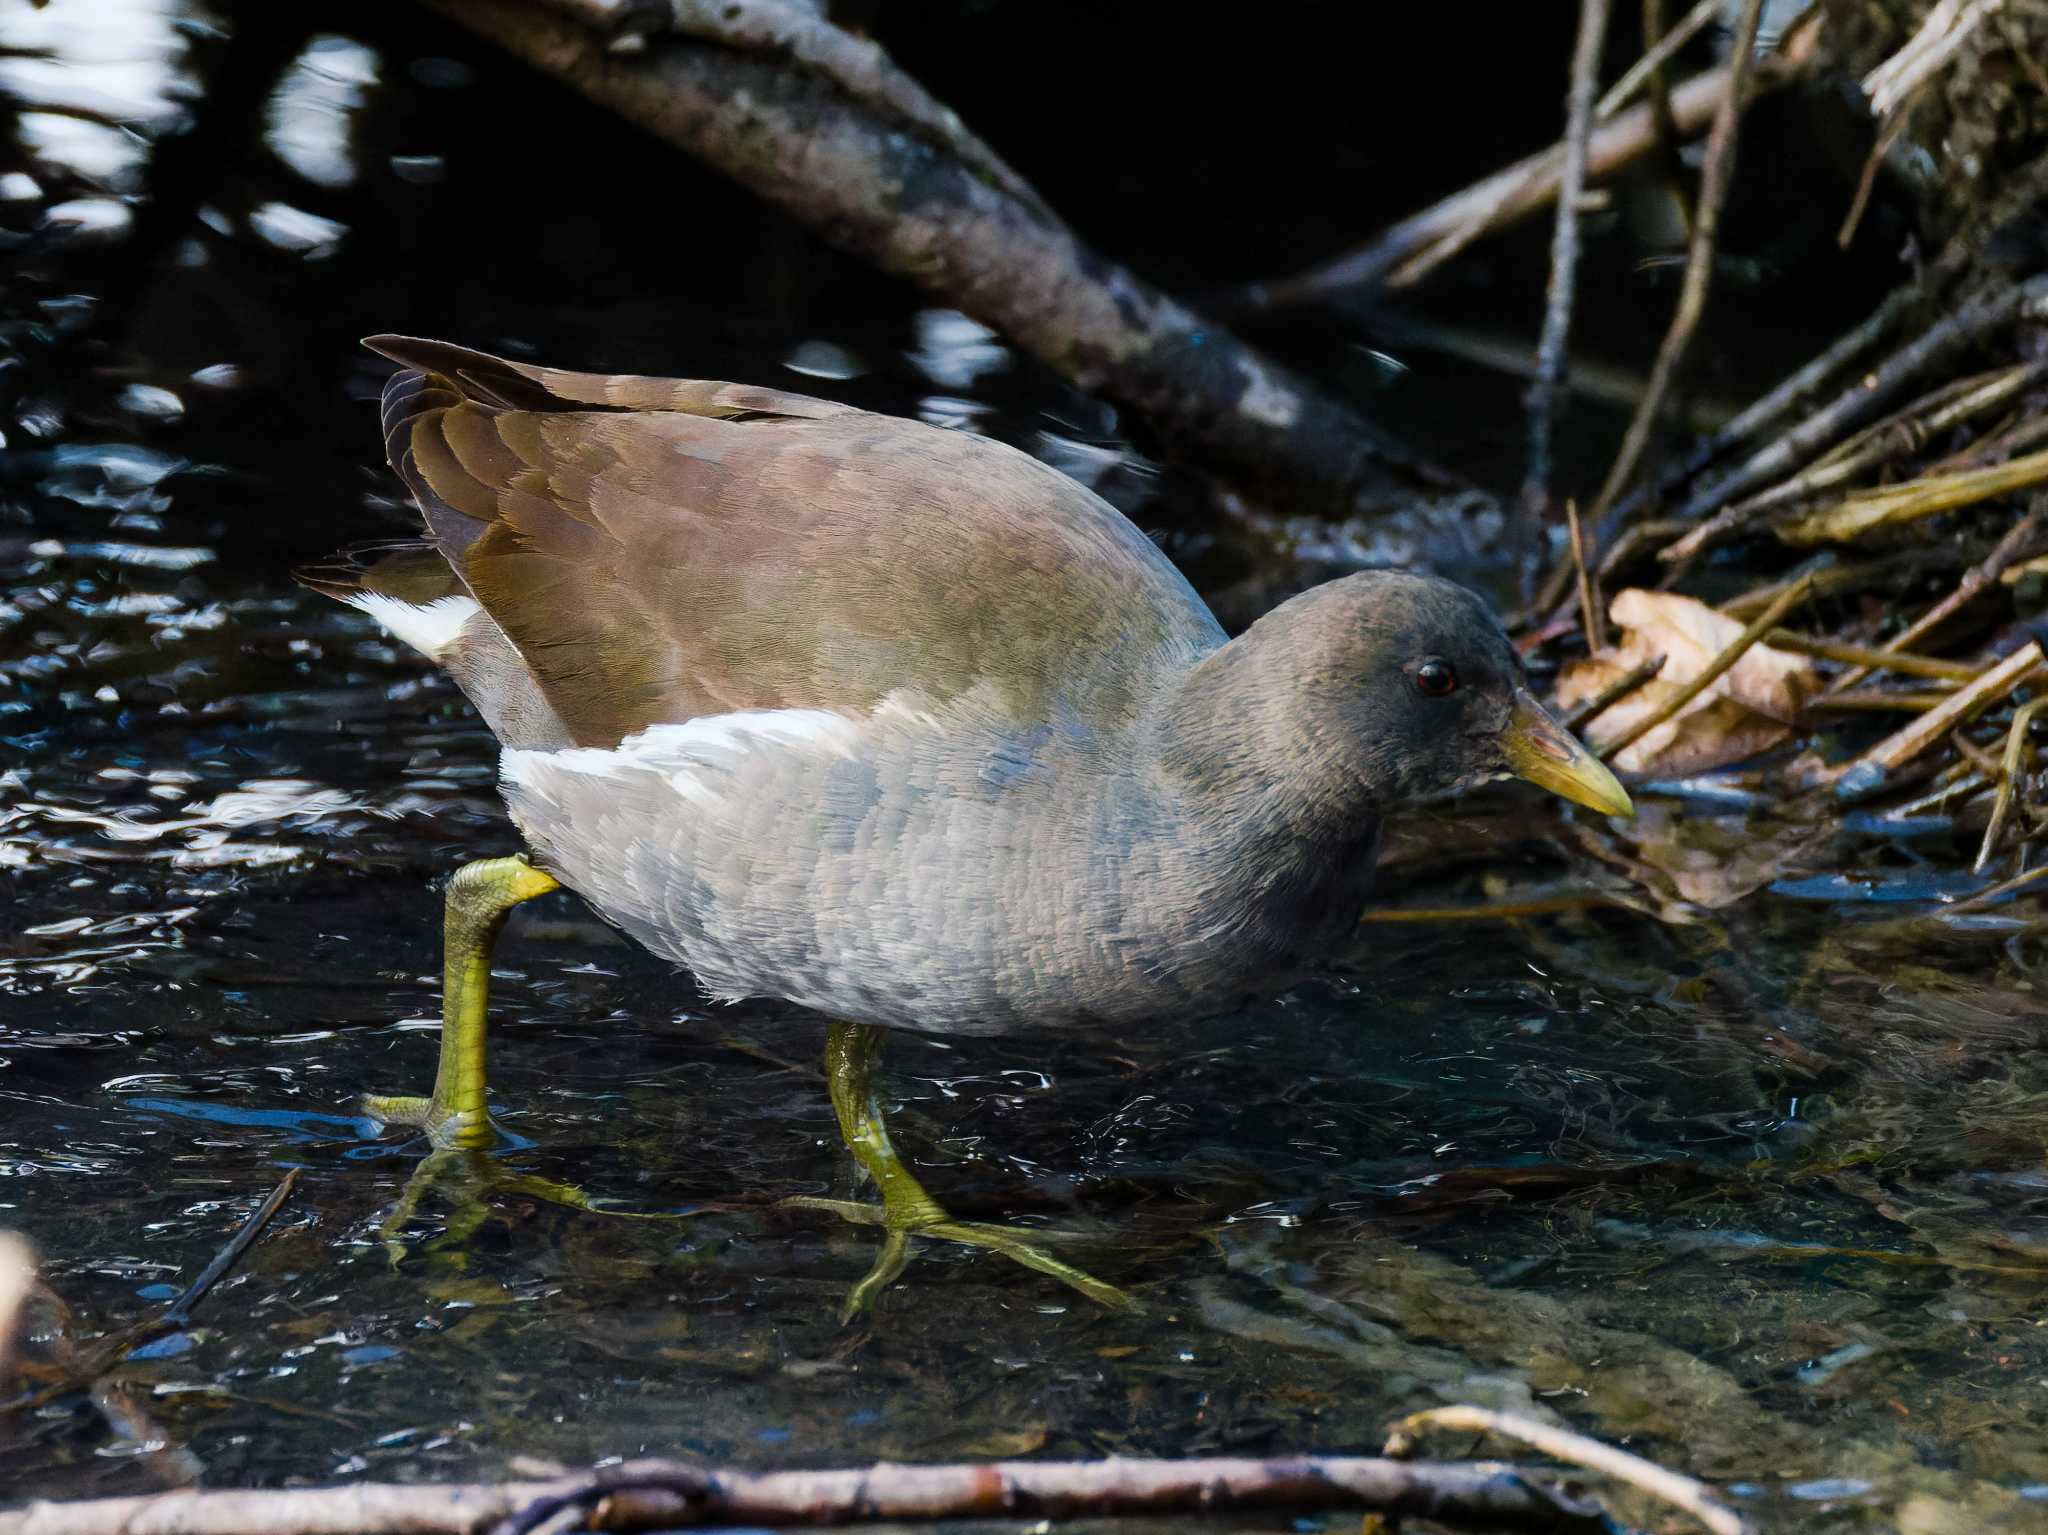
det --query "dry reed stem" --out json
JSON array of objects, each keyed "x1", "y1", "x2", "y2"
[
  {"x1": 1778, "y1": 444, "x2": 2048, "y2": 546},
  {"x1": 1973, "y1": 695, "x2": 2046, "y2": 873},
  {"x1": 1583, "y1": 0, "x2": 1770, "y2": 527},
  {"x1": 1833, "y1": 643, "x2": 2045, "y2": 800},
  {"x1": 1828, "y1": 509, "x2": 2043, "y2": 691}
]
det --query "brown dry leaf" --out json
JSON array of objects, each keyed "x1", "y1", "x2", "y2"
[
  {"x1": 1556, "y1": 590, "x2": 1818, "y2": 775},
  {"x1": 1608, "y1": 589, "x2": 1815, "y2": 721}
]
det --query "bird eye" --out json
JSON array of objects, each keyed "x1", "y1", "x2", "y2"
[{"x1": 1412, "y1": 658, "x2": 1458, "y2": 698}]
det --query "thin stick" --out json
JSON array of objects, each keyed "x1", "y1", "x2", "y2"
[
  {"x1": 1973, "y1": 696, "x2": 2046, "y2": 874},
  {"x1": 1776, "y1": 443, "x2": 2048, "y2": 547},
  {"x1": 1596, "y1": 576, "x2": 1812, "y2": 760},
  {"x1": 1385, "y1": 1405, "x2": 1753, "y2": 1535},
  {"x1": 1600, "y1": 0, "x2": 1720, "y2": 116},
  {"x1": 164, "y1": 1169, "x2": 299, "y2": 1328},
  {"x1": 1567, "y1": 500, "x2": 1607, "y2": 652},
  {"x1": 1943, "y1": 860, "x2": 2048, "y2": 916},
  {"x1": 1585, "y1": 0, "x2": 1769, "y2": 527},
  {"x1": 1362, "y1": 892, "x2": 1629, "y2": 923},
  {"x1": 1833, "y1": 643, "x2": 2045, "y2": 801},
  {"x1": 1564, "y1": 653, "x2": 1667, "y2": 732},
  {"x1": 1829, "y1": 509, "x2": 2044, "y2": 691},
  {"x1": 1763, "y1": 630, "x2": 1978, "y2": 681},
  {"x1": 1658, "y1": 277, "x2": 2043, "y2": 554},
  {"x1": 0, "y1": 1453, "x2": 1615, "y2": 1535},
  {"x1": 4, "y1": 1171, "x2": 298, "y2": 1413},
  {"x1": 1808, "y1": 689, "x2": 1955, "y2": 712},
  {"x1": 1520, "y1": 0, "x2": 1613, "y2": 597}
]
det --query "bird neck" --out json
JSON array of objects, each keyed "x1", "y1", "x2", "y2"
[{"x1": 1148, "y1": 622, "x2": 1386, "y2": 939}]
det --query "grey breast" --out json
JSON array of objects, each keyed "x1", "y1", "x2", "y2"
[{"x1": 494, "y1": 696, "x2": 1318, "y2": 1037}]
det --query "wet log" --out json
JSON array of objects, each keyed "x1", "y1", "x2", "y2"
[{"x1": 410, "y1": 0, "x2": 1461, "y2": 523}]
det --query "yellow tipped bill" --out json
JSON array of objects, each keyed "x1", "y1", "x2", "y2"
[{"x1": 1500, "y1": 690, "x2": 1633, "y2": 818}]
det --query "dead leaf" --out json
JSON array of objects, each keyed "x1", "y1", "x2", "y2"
[
  {"x1": 1555, "y1": 590, "x2": 1818, "y2": 775},
  {"x1": 1608, "y1": 589, "x2": 1815, "y2": 721}
]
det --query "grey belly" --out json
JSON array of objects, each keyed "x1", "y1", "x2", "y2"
[{"x1": 498, "y1": 730, "x2": 1305, "y2": 1037}]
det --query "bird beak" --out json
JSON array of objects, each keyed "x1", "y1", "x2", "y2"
[{"x1": 1499, "y1": 690, "x2": 1634, "y2": 818}]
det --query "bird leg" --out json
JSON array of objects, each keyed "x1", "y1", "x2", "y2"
[
  {"x1": 364, "y1": 854, "x2": 560, "y2": 1149},
  {"x1": 787, "y1": 1020, "x2": 1133, "y2": 1320},
  {"x1": 364, "y1": 856, "x2": 693, "y2": 1262}
]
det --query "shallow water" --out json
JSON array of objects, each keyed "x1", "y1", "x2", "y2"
[{"x1": 6, "y1": 3, "x2": 2048, "y2": 1531}]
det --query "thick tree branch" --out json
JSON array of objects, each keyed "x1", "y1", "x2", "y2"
[{"x1": 419, "y1": 0, "x2": 1451, "y2": 520}]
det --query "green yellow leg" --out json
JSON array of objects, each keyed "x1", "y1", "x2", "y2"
[
  {"x1": 366, "y1": 856, "x2": 688, "y2": 1262},
  {"x1": 787, "y1": 1020, "x2": 1133, "y2": 1320},
  {"x1": 365, "y1": 854, "x2": 560, "y2": 1149}
]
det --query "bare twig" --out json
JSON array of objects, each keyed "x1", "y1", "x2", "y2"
[
  {"x1": 5, "y1": 1171, "x2": 297, "y2": 1413},
  {"x1": 1776, "y1": 443, "x2": 2048, "y2": 546},
  {"x1": 1584, "y1": 0, "x2": 1770, "y2": 528},
  {"x1": 1563, "y1": 653, "x2": 1667, "y2": 732},
  {"x1": 1567, "y1": 499, "x2": 1606, "y2": 652},
  {"x1": 1834, "y1": 643, "x2": 2046, "y2": 801},
  {"x1": 1764, "y1": 630, "x2": 1978, "y2": 681},
  {"x1": 1520, "y1": 0, "x2": 1614, "y2": 589},
  {"x1": 1863, "y1": 0, "x2": 2006, "y2": 116},
  {"x1": 1385, "y1": 1405, "x2": 1754, "y2": 1535},
  {"x1": 1237, "y1": 13, "x2": 1818, "y2": 306},
  {"x1": 1973, "y1": 696, "x2": 2046, "y2": 873},
  {"x1": 1595, "y1": 576, "x2": 1813, "y2": 761},
  {"x1": 0, "y1": 1451, "x2": 1615, "y2": 1535},
  {"x1": 1829, "y1": 508, "x2": 2044, "y2": 690},
  {"x1": 1603, "y1": 0, "x2": 1720, "y2": 117},
  {"x1": 1657, "y1": 275, "x2": 2045, "y2": 555}
]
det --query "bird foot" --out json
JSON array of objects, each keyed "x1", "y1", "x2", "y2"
[
  {"x1": 375, "y1": 1145, "x2": 689, "y2": 1269},
  {"x1": 782, "y1": 1194, "x2": 1134, "y2": 1321},
  {"x1": 364, "y1": 1092, "x2": 498, "y2": 1151}
]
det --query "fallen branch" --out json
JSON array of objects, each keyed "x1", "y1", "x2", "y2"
[
  {"x1": 1237, "y1": 6, "x2": 1818, "y2": 303},
  {"x1": 0, "y1": 1451, "x2": 1615, "y2": 1535},
  {"x1": 418, "y1": 0, "x2": 1439, "y2": 520},
  {"x1": 1386, "y1": 1405, "x2": 1755, "y2": 1535}
]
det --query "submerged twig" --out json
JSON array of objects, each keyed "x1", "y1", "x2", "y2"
[
  {"x1": 1595, "y1": 576, "x2": 1812, "y2": 761},
  {"x1": 1584, "y1": 0, "x2": 1769, "y2": 528},
  {"x1": 1385, "y1": 1405, "x2": 1754, "y2": 1535},
  {"x1": 1520, "y1": 0, "x2": 1613, "y2": 591},
  {"x1": 1973, "y1": 696, "x2": 2046, "y2": 874},
  {"x1": 4, "y1": 1170, "x2": 298, "y2": 1414},
  {"x1": 164, "y1": 1169, "x2": 298, "y2": 1329}
]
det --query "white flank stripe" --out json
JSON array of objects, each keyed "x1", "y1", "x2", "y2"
[
  {"x1": 344, "y1": 592, "x2": 479, "y2": 660},
  {"x1": 500, "y1": 708, "x2": 866, "y2": 808}
]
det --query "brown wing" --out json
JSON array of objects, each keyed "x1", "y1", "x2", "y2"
[{"x1": 366, "y1": 336, "x2": 1225, "y2": 748}]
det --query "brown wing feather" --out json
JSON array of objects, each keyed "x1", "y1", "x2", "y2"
[{"x1": 367, "y1": 338, "x2": 1225, "y2": 748}]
